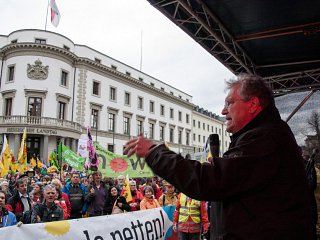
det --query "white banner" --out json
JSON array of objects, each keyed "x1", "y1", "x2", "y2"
[
  {"x1": 0, "y1": 207, "x2": 174, "y2": 240},
  {"x1": 77, "y1": 138, "x2": 88, "y2": 158}
]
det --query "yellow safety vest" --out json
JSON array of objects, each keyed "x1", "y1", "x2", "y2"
[{"x1": 178, "y1": 193, "x2": 201, "y2": 223}]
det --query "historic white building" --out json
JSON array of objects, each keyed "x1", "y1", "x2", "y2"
[
  {"x1": 0, "y1": 29, "x2": 229, "y2": 164},
  {"x1": 192, "y1": 106, "x2": 230, "y2": 157}
]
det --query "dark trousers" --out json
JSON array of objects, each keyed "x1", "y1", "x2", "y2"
[
  {"x1": 178, "y1": 231, "x2": 201, "y2": 240},
  {"x1": 69, "y1": 211, "x2": 83, "y2": 219}
]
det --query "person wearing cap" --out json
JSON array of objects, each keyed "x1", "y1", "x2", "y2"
[
  {"x1": 140, "y1": 186, "x2": 160, "y2": 210},
  {"x1": 158, "y1": 180, "x2": 178, "y2": 207}
]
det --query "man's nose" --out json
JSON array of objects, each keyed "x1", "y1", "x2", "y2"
[{"x1": 221, "y1": 106, "x2": 228, "y2": 115}]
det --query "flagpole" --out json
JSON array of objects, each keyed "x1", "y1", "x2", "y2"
[
  {"x1": 45, "y1": 0, "x2": 50, "y2": 30},
  {"x1": 139, "y1": 30, "x2": 143, "y2": 71},
  {"x1": 59, "y1": 140, "x2": 63, "y2": 179}
]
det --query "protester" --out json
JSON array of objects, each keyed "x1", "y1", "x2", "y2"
[
  {"x1": 127, "y1": 180, "x2": 143, "y2": 211},
  {"x1": 51, "y1": 178, "x2": 71, "y2": 219},
  {"x1": 62, "y1": 172, "x2": 87, "y2": 219},
  {"x1": 0, "y1": 190, "x2": 17, "y2": 227},
  {"x1": 139, "y1": 177, "x2": 162, "y2": 200},
  {"x1": 173, "y1": 192, "x2": 209, "y2": 240},
  {"x1": 124, "y1": 74, "x2": 312, "y2": 239},
  {"x1": 31, "y1": 185, "x2": 64, "y2": 223},
  {"x1": 104, "y1": 186, "x2": 130, "y2": 215},
  {"x1": 7, "y1": 178, "x2": 32, "y2": 222},
  {"x1": 140, "y1": 186, "x2": 160, "y2": 210},
  {"x1": 158, "y1": 180, "x2": 178, "y2": 207},
  {"x1": 116, "y1": 175, "x2": 125, "y2": 192},
  {"x1": 85, "y1": 171, "x2": 109, "y2": 217},
  {"x1": 29, "y1": 182, "x2": 44, "y2": 204},
  {"x1": 0, "y1": 180, "x2": 13, "y2": 200}
]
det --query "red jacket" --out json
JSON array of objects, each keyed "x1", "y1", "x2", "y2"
[{"x1": 127, "y1": 190, "x2": 143, "y2": 211}]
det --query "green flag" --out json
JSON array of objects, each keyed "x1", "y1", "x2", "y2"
[
  {"x1": 58, "y1": 143, "x2": 85, "y2": 171},
  {"x1": 48, "y1": 150, "x2": 59, "y2": 169},
  {"x1": 94, "y1": 143, "x2": 154, "y2": 178}
]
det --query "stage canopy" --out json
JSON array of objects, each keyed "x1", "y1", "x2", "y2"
[{"x1": 146, "y1": 0, "x2": 320, "y2": 96}]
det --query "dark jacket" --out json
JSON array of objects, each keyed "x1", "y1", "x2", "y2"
[
  {"x1": 7, "y1": 192, "x2": 32, "y2": 222},
  {"x1": 145, "y1": 106, "x2": 312, "y2": 240},
  {"x1": 104, "y1": 195, "x2": 131, "y2": 215},
  {"x1": 31, "y1": 202, "x2": 64, "y2": 223},
  {"x1": 85, "y1": 182, "x2": 109, "y2": 215}
]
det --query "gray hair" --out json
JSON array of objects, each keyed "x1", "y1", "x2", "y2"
[
  {"x1": 226, "y1": 74, "x2": 274, "y2": 108},
  {"x1": 44, "y1": 184, "x2": 57, "y2": 194}
]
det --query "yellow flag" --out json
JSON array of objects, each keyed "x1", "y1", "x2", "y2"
[
  {"x1": 17, "y1": 128, "x2": 27, "y2": 173},
  {"x1": 121, "y1": 174, "x2": 132, "y2": 202},
  {"x1": 37, "y1": 157, "x2": 43, "y2": 169},
  {"x1": 1, "y1": 135, "x2": 12, "y2": 177},
  {"x1": 11, "y1": 163, "x2": 17, "y2": 173},
  {"x1": 0, "y1": 158, "x2": 4, "y2": 175},
  {"x1": 30, "y1": 157, "x2": 37, "y2": 168}
]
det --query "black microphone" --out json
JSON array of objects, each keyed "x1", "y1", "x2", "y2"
[{"x1": 209, "y1": 134, "x2": 220, "y2": 158}]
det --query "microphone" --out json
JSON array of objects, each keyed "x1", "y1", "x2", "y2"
[{"x1": 209, "y1": 134, "x2": 220, "y2": 158}]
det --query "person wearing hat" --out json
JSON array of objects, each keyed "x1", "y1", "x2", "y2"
[
  {"x1": 158, "y1": 180, "x2": 178, "y2": 207},
  {"x1": 140, "y1": 186, "x2": 160, "y2": 210}
]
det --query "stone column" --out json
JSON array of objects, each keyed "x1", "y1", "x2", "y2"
[
  {"x1": 43, "y1": 135, "x2": 49, "y2": 165},
  {"x1": 14, "y1": 134, "x2": 20, "y2": 160},
  {"x1": 71, "y1": 138, "x2": 77, "y2": 153}
]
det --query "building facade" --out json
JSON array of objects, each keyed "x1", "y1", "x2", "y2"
[
  {"x1": 0, "y1": 29, "x2": 228, "y2": 164},
  {"x1": 192, "y1": 106, "x2": 230, "y2": 158}
]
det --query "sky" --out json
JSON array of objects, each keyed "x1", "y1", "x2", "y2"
[{"x1": 0, "y1": 0, "x2": 234, "y2": 115}]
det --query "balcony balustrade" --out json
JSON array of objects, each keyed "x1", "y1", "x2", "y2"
[{"x1": 0, "y1": 115, "x2": 82, "y2": 132}]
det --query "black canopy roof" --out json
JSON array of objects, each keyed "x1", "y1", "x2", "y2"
[{"x1": 146, "y1": 0, "x2": 320, "y2": 96}]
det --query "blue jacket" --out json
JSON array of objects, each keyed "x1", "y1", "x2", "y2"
[{"x1": 3, "y1": 209, "x2": 17, "y2": 227}]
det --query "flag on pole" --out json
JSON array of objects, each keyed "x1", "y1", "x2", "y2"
[
  {"x1": 200, "y1": 137, "x2": 212, "y2": 163},
  {"x1": 37, "y1": 157, "x2": 43, "y2": 169},
  {"x1": 30, "y1": 157, "x2": 37, "y2": 168},
  {"x1": 50, "y1": 0, "x2": 61, "y2": 27},
  {"x1": 17, "y1": 128, "x2": 27, "y2": 173},
  {"x1": 0, "y1": 135, "x2": 12, "y2": 176},
  {"x1": 87, "y1": 127, "x2": 99, "y2": 170},
  {"x1": 48, "y1": 150, "x2": 59, "y2": 169},
  {"x1": 11, "y1": 151, "x2": 17, "y2": 173},
  {"x1": 121, "y1": 175, "x2": 132, "y2": 203}
]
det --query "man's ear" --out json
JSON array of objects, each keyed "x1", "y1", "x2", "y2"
[{"x1": 249, "y1": 97, "x2": 262, "y2": 113}]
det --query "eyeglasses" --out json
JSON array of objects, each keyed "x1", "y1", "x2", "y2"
[{"x1": 224, "y1": 99, "x2": 245, "y2": 108}]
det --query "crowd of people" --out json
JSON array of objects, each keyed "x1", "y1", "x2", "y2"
[{"x1": 0, "y1": 169, "x2": 212, "y2": 238}]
